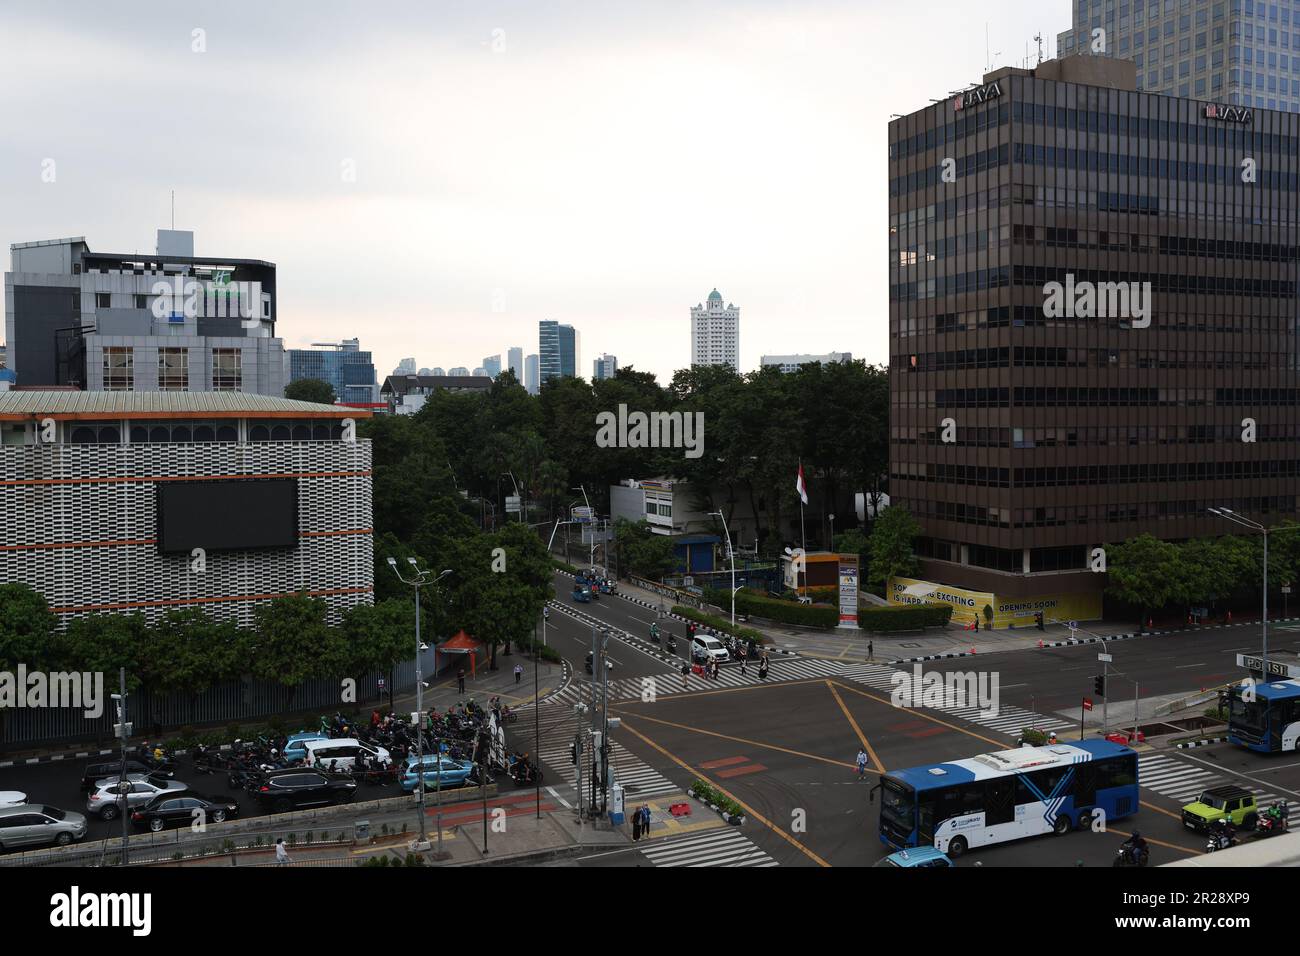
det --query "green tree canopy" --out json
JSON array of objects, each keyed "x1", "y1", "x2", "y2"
[
  {"x1": 866, "y1": 506, "x2": 921, "y2": 587},
  {"x1": 284, "y1": 378, "x2": 337, "y2": 405}
]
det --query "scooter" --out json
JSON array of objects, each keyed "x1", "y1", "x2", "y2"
[
  {"x1": 666, "y1": 636, "x2": 677, "y2": 654},
  {"x1": 648, "y1": 625, "x2": 661, "y2": 644},
  {"x1": 1205, "y1": 822, "x2": 1237, "y2": 852},
  {"x1": 1256, "y1": 812, "x2": 1288, "y2": 837}
]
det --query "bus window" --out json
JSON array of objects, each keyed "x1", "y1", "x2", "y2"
[{"x1": 985, "y1": 779, "x2": 1015, "y2": 825}]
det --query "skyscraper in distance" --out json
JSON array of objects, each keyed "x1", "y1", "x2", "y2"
[
  {"x1": 525, "y1": 353, "x2": 539, "y2": 394},
  {"x1": 507, "y1": 346, "x2": 523, "y2": 380},
  {"x1": 690, "y1": 288, "x2": 739, "y2": 371},
  {"x1": 593, "y1": 353, "x2": 618, "y2": 380},
  {"x1": 482, "y1": 354, "x2": 502, "y2": 378},
  {"x1": 539, "y1": 320, "x2": 579, "y2": 383}
]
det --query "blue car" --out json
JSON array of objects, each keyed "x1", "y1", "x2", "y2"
[
  {"x1": 571, "y1": 587, "x2": 591, "y2": 603},
  {"x1": 875, "y1": 846, "x2": 954, "y2": 868},
  {"x1": 283, "y1": 732, "x2": 330, "y2": 765},
  {"x1": 400, "y1": 755, "x2": 476, "y2": 792}
]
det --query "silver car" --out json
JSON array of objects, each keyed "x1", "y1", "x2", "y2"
[
  {"x1": 86, "y1": 773, "x2": 187, "y2": 821},
  {"x1": 0, "y1": 803, "x2": 88, "y2": 851}
]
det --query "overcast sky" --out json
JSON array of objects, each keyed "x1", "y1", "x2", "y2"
[{"x1": 0, "y1": 0, "x2": 1064, "y2": 383}]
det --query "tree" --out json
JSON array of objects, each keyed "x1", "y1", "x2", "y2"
[
  {"x1": 1105, "y1": 534, "x2": 1184, "y2": 624},
  {"x1": 866, "y1": 506, "x2": 921, "y2": 587},
  {"x1": 145, "y1": 609, "x2": 242, "y2": 694},
  {"x1": 614, "y1": 518, "x2": 676, "y2": 580},
  {"x1": 342, "y1": 599, "x2": 415, "y2": 692},
  {"x1": 0, "y1": 583, "x2": 57, "y2": 672},
  {"x1": 243, "y1": 594, "x2": 346, "y2": 686},
  {"x1": 285, "y1": 378, "x2": 337, "y2": 405}
]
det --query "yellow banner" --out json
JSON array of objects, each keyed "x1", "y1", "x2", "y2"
[{"x1": 887, "y1": 576, "x2": 1102, "y2": 629}]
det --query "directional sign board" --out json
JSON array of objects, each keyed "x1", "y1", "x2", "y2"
[
  {"x1": 506, "y1": 495, "x2": 521, "y2": 514},
  {"x1": 571, "y1": 505, "x2": 595, "y2": 523},
  {"x1": 1237, "y1": 654, "x2": 1300, "y2": 680}
]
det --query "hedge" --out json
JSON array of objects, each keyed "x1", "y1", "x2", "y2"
[
  {"x1": 553, "y1": 559, "x2": 580, "y2": 574},
  {"x1": 704, "y1": 587, "x2": 839, "y2": 628},
  {"x1": 671, "y1": 605, "x2": 766, "y2": 644},
  {"x1": 858, "y1": 603, "x2": 953, "y2": 632},
  {"x1": 516, "y1": 635, "x2": 564, "y2": 663}
]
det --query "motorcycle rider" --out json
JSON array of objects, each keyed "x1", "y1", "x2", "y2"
[
  {"x1": 1120, "y1": 830, "x2": 1148, "y2": 863},
  {"x1": 650, "y1": 622, "x2": 660, "y2": 642},
  {"x1": 1209, "y1": 817, "x2": 1236, "y2": 849}
]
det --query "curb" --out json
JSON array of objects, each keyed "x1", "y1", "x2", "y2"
[
  {"x1": 534, "y1": 658, "x2": 573, "y2": 707},
  {"x1": 451, "y1": 839, "x2": 623, "y2": 867},
  {"x1": 1176, "y1": 736, "x2": 1229, "y2": 749}
]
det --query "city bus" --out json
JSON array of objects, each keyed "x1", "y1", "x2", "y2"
[
  {"x1": 875, "y1": 740, "x2": 1139, "y2": 857},
  {"x1": 1227, "y1": 679, "x2": 1300, "y2": 753}
]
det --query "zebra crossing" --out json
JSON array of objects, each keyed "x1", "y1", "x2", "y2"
[
  {"x1": 1138, "y1": 753, "x2": 1286, "y2": 807},
  {"x1": 513, "y1": 707, "x2": 681, "y2": 800},
  {"x1": 542, "y1": 656, "x2": 847, "y2": 707},
  {"x1": 638, "y1": 827, "x2": 778, "y2": 867},
  {"x1": 834, "y1": 662, "x2": 1076, "y2": 739}
]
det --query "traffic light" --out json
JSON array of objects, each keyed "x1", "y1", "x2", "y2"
[
  {"x1": 1094, "y1": 675, "x2": 1106, "y2": 697},
  {"x1": 1035, "y1": 611, "x2": 1045, "y2": 631},
  {"x1": 569, "y1": 741, "x2": 577, "y2": 765}
]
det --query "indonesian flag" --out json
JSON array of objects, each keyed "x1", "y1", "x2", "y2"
[{"x1": 796, "y1": 463, "x2": 809, "y2": 505}]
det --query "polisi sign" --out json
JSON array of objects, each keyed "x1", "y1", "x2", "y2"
[
  {"x1": 1204, "y1": 103, "x2": 1252, "y2": 124},
  {"x1": 953, "y1": 80, "x2": 1002, "y2": 111}
]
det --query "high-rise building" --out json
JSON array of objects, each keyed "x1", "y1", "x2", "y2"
[
  {"x1": 482, "y1": 354, "x2": 502, "y2": 378},
  {"x1": 448, "y1": 366, "x2": 470, "y2": 377},
  {"x1": 525, "y1": 353, "x2": 540, "y2": 395},
  {"x1": 1057, "y1": 0, "x2": 1299, "y2": 112},
  {"x1": 887, "y1": 55, "x2": 1299, "y2": 624},
  {"x1": 690, "y1": 288, "x2": 740, "y2": 371},
  {"x1": 593, "y1": 353, "x2": 618, "y2": 380},
  {"x1": 5, "y1": 231, "x2": 285, "y2": 394},
  {"x1": 507, "y1": 346, "x2": 523, "y2": 381},
  {"x1": 287, "y1": 338, "x2": 378, "y2": 405},
  {"x1": 430, "y1": 366, "x2": 445, "y2": 377},
  {"x1": 473, "y1": 366, "x2": 487, "y2": 377},
  {"x1": 394, "y1": 358, "x2": 417, "y2": 376},
  {"x1": 418, "y1": 367, "x2": 433, "y2": 376},
  {"x1": 539, "y1": 320, "x2": 579, "y2": 383},
  {"x1": 760, "y1": 352, "x2": 853, "y2": 373}
]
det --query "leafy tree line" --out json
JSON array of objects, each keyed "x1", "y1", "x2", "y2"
[{"x1": 1105, "y1": 527, "x2": 1300, "y2": 624}]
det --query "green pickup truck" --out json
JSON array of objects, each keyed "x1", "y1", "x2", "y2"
[{"x1": 1181, "y1": 785, "x2": 1258, "y2": 833}]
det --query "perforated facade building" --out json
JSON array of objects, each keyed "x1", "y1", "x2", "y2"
[{"x1": 0, "y1": 392, "x2": 373, "y2": 628}]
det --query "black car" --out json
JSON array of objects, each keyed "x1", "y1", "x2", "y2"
[
  {"x1": 79, "y1": 759, "x2": 174, "y2": 792},
  {"x1": 253, "y1": 769, "x2": 357, "y2": 814},
  {"x1": 131, "y1": 793, "x2": 241, "y2": 832}
]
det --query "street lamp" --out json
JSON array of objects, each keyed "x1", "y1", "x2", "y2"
[
  {"x1": 707, "y1": 511, "x2": 738, "y2": 629},
  {"x1": 387, "y1": 557, "x2": 453, "y2": 857},
  {"x1": 502, "y1": 471, "x2": 523, "y2": 524}
]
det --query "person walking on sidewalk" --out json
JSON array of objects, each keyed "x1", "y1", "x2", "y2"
[
  {"x1": 856, "y1": 748, "x2": 869, "y2": 780},
  {"x1": 457, "y1": 667, "x2": 466, "y2": 695},
  {"x1": 739, "y1": 645, "x2": 748, "y2": 675},
  {"x1": 513, "y1": 663, "x2": 523, "y2": 685},
  {"x1": 275, "y1": 838, "x2": 291, "y2": 866},
  {"x1": 632, "y1": 807, "x2": 643, "y2": 840},
  {"x1": 868, "y1": 639, "x2": 874, "y2": 660},
  {"x1": 680, "y1": 661, "x2": 690, "y2": 691},
  {"x1": 758, "y1": 650, "x2": 769, "y2": 680},
  {"x1": 639, "y1": 805, "x2": 651, "y2": 837}
]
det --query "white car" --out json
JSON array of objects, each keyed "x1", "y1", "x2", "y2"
[
  {"x1": 300, "y1": 738, "x2": 391, "y2": 772},
  {"x1": 691, "y1": 634, "x2": 731, "y2": 664},
  {"x1": 86, "y1": 774, "x2": 187, "y2": 820}
]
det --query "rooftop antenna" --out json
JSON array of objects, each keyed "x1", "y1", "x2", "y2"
[
  {"x1": 984, "y1": 23, "x2": 1001, "y2": 74},
  {"x1": 170, "y1": 190, "x2": 174, "y2": 229},
  {"x1": 1034, "y1": 32, "x2": 1044, "y2": 66}
]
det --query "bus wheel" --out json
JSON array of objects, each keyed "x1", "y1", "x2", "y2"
[
  {"x1": 1075, "y1": 811, "x2": 1092, "y2": 831},
  {"x1": 1053, "y1": 815, "x2": 1071, "y2": 835},
  {"x1": 947, "y1": 837, "x2": 967, "y2": 858}
]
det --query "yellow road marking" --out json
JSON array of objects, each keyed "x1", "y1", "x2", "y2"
[
  {"x1": 619, "y1": 719, "x2": 831, "y2": 868},
  {"x1": 828, "y1": 680, "x2": 885, "y2": 774}
]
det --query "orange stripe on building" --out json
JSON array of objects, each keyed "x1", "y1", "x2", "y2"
[{"x1": 51, "y1": 586, "x2": 374, "y2": 614}]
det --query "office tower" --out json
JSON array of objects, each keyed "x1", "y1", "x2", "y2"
[
  {"x1": 593, "y1": 353, "x2": 618, "y2": 380},
  {"x1": 539, "y1": 320, "x2": 579, "y2": 383},
  {"x1": 430, "y1": 366, "x2": 445, "y2": 376},
  {"x1": 482, "y1": 354, "x2": 502, "y2": 378},
  {"x1": 690, "y1": 288, "x2": 740, "y2": 371},
  {"x1": 394, "y1": 357, "x2": 417, "y2": 376},
  {"x1": 287, "y1": 338, "x2": 378, "y2": 405},
  {"x1": 887, "y1": 54, "x2": 1299, "y2": 619},
  {"x1": 507, "y1": 346, "x2": 523, "y2": 380},
  {"x1": 1057, "y1": 0, "x2": 1299, "y2": 111},
  {"x1": 448, "y1": 366, "x2": 469, "y2": 376},
  {"x1": 525, "y1": 353, "x2": 539, "y2": 394},
  {"x1": 5, "y1": 230, "x2": 284, "y2": 394}
]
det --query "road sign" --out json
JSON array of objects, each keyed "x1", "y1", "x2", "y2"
[
  {"x1": 1284, "y1": 586, "x2": 1293, "y2": 595},
  {"x1": 506, "y1": 495, "x2": 520, "y2": 514},
  {"x1": 1237, "y1": 653, "x2": 1300, "y2": 679},
  {"x1": 377, "y1": 677, "x2": 386, "y2": 691},
  {"x1": 571, "y1": 505, "x2": 595, "y2": 523},
  {"x1": 1082, "y1": 697, "x2": 1093, "y2": 711},
  {"x1": 1068, "y1": 620, "x2": 1078, "y2": 630},
  {"x1": 1098, "y1": 652, "x2": 1113, "y2": 663}
]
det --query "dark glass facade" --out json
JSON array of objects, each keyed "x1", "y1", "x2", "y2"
[{"x1": 887, "y1": 58, "x2": 1300, "y2": 600}]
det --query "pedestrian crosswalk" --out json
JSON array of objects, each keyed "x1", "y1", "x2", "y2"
[
  {"x1": 833, "y1": 662, "x2": 1076, "y2": 739},
  {"x1": 638, "y1": 828, "x2": 778, "y2": 867},
  {"x1": 542, "y1": 656, "x2": 847, "y2": 707},
  {"x1": 1138, "y1": 753, "x2": 1286, "y2": 807},
  {"x1": 513, "y1": 707, "x2": 681, "y2": 800}
]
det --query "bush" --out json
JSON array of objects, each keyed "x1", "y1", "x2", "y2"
[
  {"x1": 858, "y1": 603, "x2": 952, "y2": 633},
  {"x1": 703, "y1": 588, "x2": 839, "y2": 628},
  {"x1": 689, "y1": 779, "x2": 745, "y2": 818},
  {"x1": 1204, "y1": 705, "x2": 1228, "y2": 721},
  {"x1": 671, "y1": 606, "x2": 765, "y2": 644},
  {"x1": 516, "y1": 635, "x2": 563, "y2": 663},
  {"x1": 553, "y1": 560, "x2": 580, "y2": 574},
  {"x1": 1020, "y1": 727, "x2": 1047, "y2": 746}
]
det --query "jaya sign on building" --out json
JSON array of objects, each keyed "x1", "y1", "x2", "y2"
[{"x1": 953, "y1": 80, "x2": 1002, "y2": 111}]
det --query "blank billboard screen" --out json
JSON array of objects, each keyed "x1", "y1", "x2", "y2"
[{"x1": 157, "y1": 479, "x2": 299, "y2": 553}]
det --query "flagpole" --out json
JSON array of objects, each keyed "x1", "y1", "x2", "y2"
[{"x1": 798, "y1": 460, "x2": 807, "y2": 590}]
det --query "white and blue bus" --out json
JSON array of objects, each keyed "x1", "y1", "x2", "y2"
[
  {"x1": 1228, "y1": 679, "x2": 1300, "y2": 753},
  {"x1": 875, "y1": 740, "x2": 1139, "y2": 857}
]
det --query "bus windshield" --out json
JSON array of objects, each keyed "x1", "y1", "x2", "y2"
[
  {"x1": 1230, "y1": 693, "x2": 1266, "y2": 733},
  {"x1": 880, "y1": 778, "x2": 915, "y2": 827}
]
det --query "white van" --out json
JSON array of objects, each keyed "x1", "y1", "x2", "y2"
[{"x1": 300, "y1": 738, "x2": 391, "y2": 772}]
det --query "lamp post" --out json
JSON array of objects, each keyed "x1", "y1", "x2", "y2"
[
  {"x1": 1208, "y1": 508, "x2": 1271, "y2": 678},
  {"x1": 387, "y1": 557, "x2": 453, "y2": 857},
  {"x1": 503, "y1": 471, "x2": 523, "y2": 524},
  {"x1": 708, "y1": 510, "x2": 737, "y2": 629}
]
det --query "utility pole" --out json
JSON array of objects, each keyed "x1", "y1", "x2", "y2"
[
  {"x1": 112, "y1": 670, "x2": 129, "y2": 865},
  {"x1": 534, "y1": 620, "x2": 541, "y2": 820}
]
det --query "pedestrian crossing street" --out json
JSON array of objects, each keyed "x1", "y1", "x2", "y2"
[
  {"x1": 638, "y1": 827, "x2": 778, "y2": 867},
  {"x1": 515, "y1": 707, "x2": 681, "y2": 800},
  {"x1": 1138, "y1": 753, "x2": 1286, "y2": 807}
]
